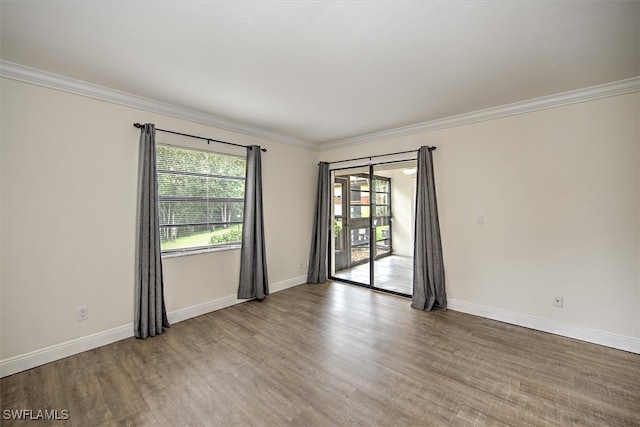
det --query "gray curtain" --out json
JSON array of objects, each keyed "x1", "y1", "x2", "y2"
[
  {"x1": 238, "y1": 146, "x2": 269, "y2": 299},
  {"x1": 307, "y1": 162, "x2": 330, "y2": 283},
  {"x1": 412, "y1": 146, "x2": 447, "y2": 311},
  {"x1": 135, "y1": 123, "x2": 170, "y2": 339}
]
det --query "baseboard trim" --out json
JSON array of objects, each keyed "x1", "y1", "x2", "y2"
[
  {"x1": 0, "y1": 276, "x2": 306, "y2": 378},
  {"x1": 447, "y1": 299, "x2": 640, "y2": 354},
  {"x1": 269, "y1": 275, "x2": 307, "y2": 293},
  {"x1": 0, "y1": 325, "x2": 133, "y2": 379},
  {"x1": 166, "y1": 275, "x2": 306, "y2": 324}
]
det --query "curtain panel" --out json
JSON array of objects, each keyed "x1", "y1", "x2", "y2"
[
  {"x1": 307, "y1": 162, "x2": 330, "y2": 284},
  {"x1": 412, "y1": 146, "x2": 447, "y2": 311},
  {"x1": 238, "y1": 146, "x2": 269, "y2": 299},
  {"x1": 135, "y1": 123, "x2": 170, "y2": 338}
]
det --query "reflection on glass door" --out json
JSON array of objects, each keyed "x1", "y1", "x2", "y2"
[
  {"x1": 372, "y1": 176, "x2": 392, "y2": 259},
  {"x1": 333, "y1": 178, "x2": 348, "y2": 271},
  {"x1": 348, "y1": 174, "x2": 371, "y2": 268},
  {"x1": 332, "y1": 168, "x2": 370, "y2": 286}
]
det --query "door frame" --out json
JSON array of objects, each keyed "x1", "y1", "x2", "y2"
[{"x1": 329, "y1": 160, "x2": 413, "y2": 297}]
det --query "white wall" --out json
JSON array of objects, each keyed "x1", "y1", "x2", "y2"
[
  {"x1": 389, "y1": 168, "x2": 415, "y2": 257},
  {"x1": 0, "y1": 77, "x2": 318, "y2": 364},
  {"x1": 321, "y1": 93, "x2": 640, "y2": 349}
]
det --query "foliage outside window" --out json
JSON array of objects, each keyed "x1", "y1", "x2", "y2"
[{"x1": 156, "y1": 144, "x2": 246, "y2": 254}]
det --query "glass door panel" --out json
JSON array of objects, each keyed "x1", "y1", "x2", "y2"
[
  {"x1": 331, "y1": 167, "x2": 370, "y2": 286},
  {"x1": 333, "y1": 180, "x2": 348, "y2": 271},
  {"x1": 372, "y1": 173, "x2": 392, "y2": 259},
  {"x1": 371, "y1": 161, "x2": 416, "y2": 296}
]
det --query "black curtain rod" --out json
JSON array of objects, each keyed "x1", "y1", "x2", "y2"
[
  {"x1": 133, "y1": 123, "x2": 267, "y2": 152},
  {"x1": 327, "y1": 147, "x2": 435, "y2": 165}
]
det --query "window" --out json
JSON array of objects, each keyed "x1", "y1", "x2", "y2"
[{"x1": 156, "y1": 144, "x2": 246, "y2": 254}]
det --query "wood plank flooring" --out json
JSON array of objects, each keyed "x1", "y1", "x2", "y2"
[{"x1": 2, "y1": 281, "x2": 639, "y2": 426}]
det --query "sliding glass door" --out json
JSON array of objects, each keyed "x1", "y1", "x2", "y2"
[{"x1": 330, "y1": 160, "x2": 416, "y2": 296}]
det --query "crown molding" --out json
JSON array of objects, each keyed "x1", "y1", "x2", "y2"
[
  {"x1": 318, "y1": 76, "x2": 640, "y2": 151},
  {"x1": 0, "y1": 60, "x2": 316, "y2": 151},
  {"x1": 3, "y1": 60, "x2": 637, "y2": 153}
]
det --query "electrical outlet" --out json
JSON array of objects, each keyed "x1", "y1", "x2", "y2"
[
  {"x1": 77, "y1": 306, "x2": 88, "y2": 321},
  {"x1": 553, "y1": 296, "x2": 563, "y2": 308},
  {"x1": 476, "y1": 213, "x2": 485, "y2": 225}
]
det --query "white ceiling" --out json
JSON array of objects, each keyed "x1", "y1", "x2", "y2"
[{"x1": 1, "y1": 1, "x2": 638, "y2": 148}]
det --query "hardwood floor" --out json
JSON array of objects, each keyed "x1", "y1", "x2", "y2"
[{"x1": 2, "y1": 281, "x2": 639, "y2": 426}]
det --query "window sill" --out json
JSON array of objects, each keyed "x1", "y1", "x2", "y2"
[{"x1": 161, "y1": 244, "x2": 241, "y2": 259}]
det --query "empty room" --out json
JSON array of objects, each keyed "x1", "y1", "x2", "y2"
[{"x1": 1, "y1": 1, "x2": 639, "y2": 425}]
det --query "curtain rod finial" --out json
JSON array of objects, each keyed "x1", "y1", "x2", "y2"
[{"x1": 133, "y1": 123, "x2": 143, "y2": 129}]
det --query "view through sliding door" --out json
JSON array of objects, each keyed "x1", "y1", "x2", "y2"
[
  {"x1": 330, "y1": 160, "x2": 416, "y2": 296},
  {"x1": 332, "y1": 166, "x2": 371, "y2": 286}
]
